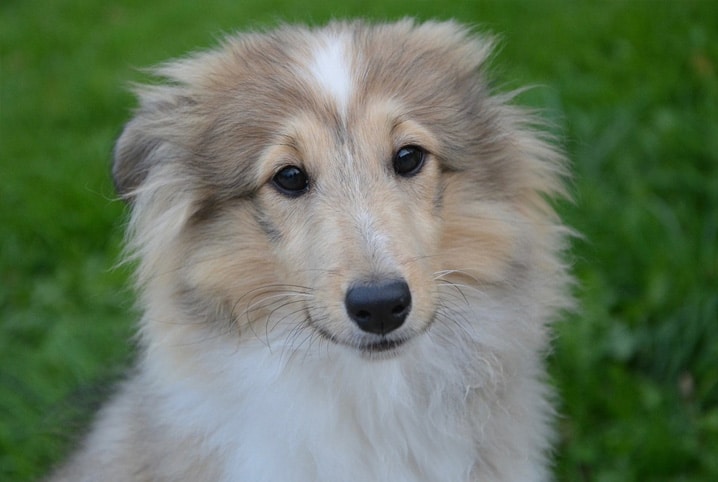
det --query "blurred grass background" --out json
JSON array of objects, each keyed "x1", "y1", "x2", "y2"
[{"x1": 1, "y1": 0, "x2": 716, "y2": 480}]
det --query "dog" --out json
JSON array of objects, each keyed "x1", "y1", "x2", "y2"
[{"x1": 49, "y1": 19, "x2": 572, "y2": 481}]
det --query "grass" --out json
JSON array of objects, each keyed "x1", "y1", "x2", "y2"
[{"x1": 2, "y1": 0, "x2": 716, "y2": 480}]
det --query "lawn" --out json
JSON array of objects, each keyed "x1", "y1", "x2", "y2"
[{"x1": 1, "y1": 0, "x2": 716, "y2": 480}]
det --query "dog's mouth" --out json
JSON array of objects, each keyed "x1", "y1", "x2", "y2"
[
  {"x1": 342, "y1": 335, "x2": 413, "y2": 358},
  {"x1": 359, "y1": 336, "x2": 408, "y2": 354},
  {"x1": 301, "y1": 304, "x2": 436, "y2": 358},
  {"x1": 310, "y1": 323, "x2": 411, "y2": 357}
]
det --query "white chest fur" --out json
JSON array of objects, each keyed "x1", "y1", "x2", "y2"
[{"x1": 152, "y1": 338, "x2": 480, "y2": 482}]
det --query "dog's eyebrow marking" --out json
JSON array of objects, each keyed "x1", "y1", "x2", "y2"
[{"x1": 307, "y1": 34, "x2": 353, "y2": 114}]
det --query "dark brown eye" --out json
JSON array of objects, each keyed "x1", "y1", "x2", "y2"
[
  {"x1": 272, "y1": 165, "x2": 309, "y2": 196},
  {"x1": 393, "y1": 145, "x2": 426, "y2": 177}
]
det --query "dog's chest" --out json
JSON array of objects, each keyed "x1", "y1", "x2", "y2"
[{"x1": 169, "y1": 347, "x2": 477, "y2": 482}]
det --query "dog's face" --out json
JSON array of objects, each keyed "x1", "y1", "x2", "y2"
[
  {"x1": 115, "y1": 21, "x2": 565, "y2": 359},
  {"x1": 252, "y1": 102, "x2": 443, "y2": 352}
]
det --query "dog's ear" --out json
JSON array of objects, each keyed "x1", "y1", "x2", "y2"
[
  {"x1": 112, "y1": 89, "x2": 193, "y2": 202},
  {"x1": 112, "y1": 115, "x2": 160, "y2": 201}
]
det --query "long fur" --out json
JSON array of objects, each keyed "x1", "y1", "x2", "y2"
[{"x1": 49, "y1": 19, "x2": 572, "y2": 482}]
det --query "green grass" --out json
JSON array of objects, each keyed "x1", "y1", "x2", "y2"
[{"x1": 2, "y1": 0, "x2": 716, "y2": 480}]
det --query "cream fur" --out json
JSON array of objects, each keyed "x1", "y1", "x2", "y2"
[{"x1": 49, "y1": 19, "x2": 572, "y2": 482}]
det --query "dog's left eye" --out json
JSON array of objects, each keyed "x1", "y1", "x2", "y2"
[
  {"x1": 393, "y1": 145, "x2": 426, "y2": 177},
  {"x1": 272, "y1": 165, "x2": 310, "y2": 196}
]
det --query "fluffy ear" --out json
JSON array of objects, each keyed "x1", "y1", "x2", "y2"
[
  {"x1": 112, "y1": 115, "x2": 161, "y2": 200},
  {"x1": 112, "y1": 86, "x2": 196, "y2": 201}
]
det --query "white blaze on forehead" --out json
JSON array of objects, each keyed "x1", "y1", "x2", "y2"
[{"x1": 307, "y1": 33, "x2": 353, "y2": 113}]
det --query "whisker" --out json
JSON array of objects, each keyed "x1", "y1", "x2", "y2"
[
  {"x1": 246, "y1": 292, "x2": 312, "y2": 318},
  {"x1": 264, "y1": 304, "x2": 311, "y2": 345},
  {"x1": 434, "y1": 301, "x2": 475, "y2": 339},
  {"x1": 433, "y1": 269, "x2": 482, "y2": 285},
  {"x1": 435, "y1": 280, "x2": 471, "y2": 308}
]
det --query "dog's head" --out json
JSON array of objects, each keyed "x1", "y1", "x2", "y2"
[{"x1": 116, "y1": 20, "x2": 568, "y2": 359}]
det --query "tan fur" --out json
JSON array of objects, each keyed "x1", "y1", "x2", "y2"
[{"x1": 49, "y1": 19, "x2": 571, "y2": 482}]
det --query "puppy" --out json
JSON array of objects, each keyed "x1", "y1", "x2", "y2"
[{"x1": 50, "y1": 19, "x2": 572, "y2": 482}]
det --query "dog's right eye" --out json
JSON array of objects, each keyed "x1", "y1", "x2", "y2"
[
  {"x1": 393, "y1": 145, "x2": 426, "y2": 178},
  {"x1": 272, "y1": 165, "x2": 310, "y2": 197}
]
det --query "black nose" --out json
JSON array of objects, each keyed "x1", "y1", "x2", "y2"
[{"x1": 345, "y1": 279, "x2": 412, "y2": 335}]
